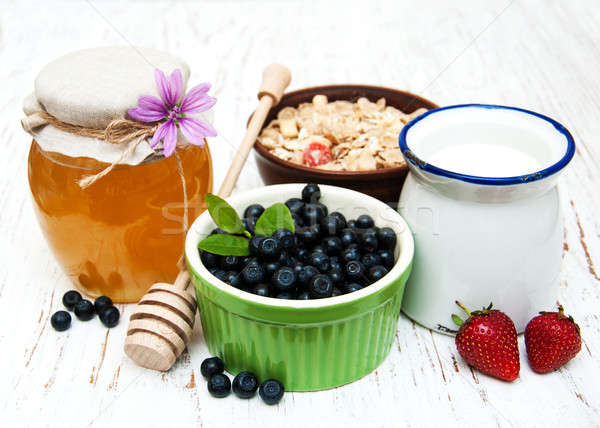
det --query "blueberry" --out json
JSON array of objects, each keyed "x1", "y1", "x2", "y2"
[
  {"x1": 232, "y1": 371, "x2": 259, "y2": 398},
  {"x1": 275, "y1": 292, "x2": 295, "y2": 299},
  {"x1": 309, "y1": 274, "x2": 333, "y2": 298},
  {"x1": 342, "y1": 282, "x2": 364, "y2": 294},
  {"x1": 208, "y1": 373, "x2": 231, "y2": 398},
  {"x1": 320, "y1": 214, "x2": 345, "y2": 236},
  {"x1": 331, "y1": 288, "x2": 342, "y2": 297},
  {"x1": 330, "y1": 211, "x2": 347, "y2": 226},
  {"x1": 99, "y1": 306, "x2": 120, "y2": 328},
  {"x1": 296, "y1": 225, "x2": 320, "y2": 245},
  {"x1": 298, "y1": 265, "x2": 319, "y2": 287},
  {"x1": 50, "y1": 310, "x2": 71, "y2": 331},
  {"x1": 369, "y1": 265, "x2": 389, "y2": 282},
  {"x1": 277, "y1": 249, "x2": 289, "y2": 266},
  {"x1": 361, "y1": 235, "x2": 379, "y2": 253},
  {"x1": 249, "y1": 235, "x2": 266, "y2": 256},
  {"x1": 329, "y1": 256, "x2": 341, "y2": 271},
  {"x1": 341, "y1": 247, "x2": 361, "y2": 263},
  {"x1": 272, "y1": 267, "x2": 296, "y2": 292},
  {"x1": 339, "y1": 228, "x2": 358, "y2": 248},
  {"x1": 240, "y1": 256, "x2": 252, "y2": 266},
  {"x1": 344, "y1": 261, "x2": 367, "y2": 284},
  {"x1": 377, "y1": 227, "x2": 397, "y2": 249},
  {"x1": 226, "y1": 271, "x2": 244, "y2": 288},
  {"x1": 200, "y1": 251, "x2": 220, "y2": 269},
  {"x1": 378, "y1": 250, "x2": 395, "y2": 269},
  {"x1": 291, "y1": 213, "x2": 304, "y2": 228},
  {"x1": 213, "y1": 269, "x2": 228, "y2": 282},
  {"x1": 210, "y1": 228, "x2": 228, "y2": 235},
  {"x1": 242, "y1": 217, "x2": 257, "y2": 235},
  {"x1": 259, "y1": 237, "x2": 282, "y2": 261},
  {"x1": 201, "y1": 357, "x2": 224, "y2": 379},
  {"x1": 301, "y1": 183, "x2": 321, "y2": 203},
  {"x1": 273, "y1": 228, "x2": 295, "y2": 249},
  {"x1": 295, "y1": 246, "x2": 311, "y2": 263},
  {"x1": 292, "y1": 262, "x2": 304, "y2": 275},
  {"x1": 220, "y1": 255, "x2": 239, "y2": 271},
  {"x1": 312, "y1": 245, "x2": 325, "y2": 253},
  {"x1": 285, "y1": 255, "x2": 299, "y2": 267},
  {"x1": 94, "y1": 295, "x2": 113, "y2": 313},
  {"x1": 252, "y1": 283, "x2": 271, "y2": 297},
  {"x1": 328, "y1": 268, "x2": 344, "y2": 285},
  {"x1": 347, "y1": 219, "x2": 357, "y2": 228},
  {"x1": 296, "y1": 291, "x2": 311, "y2": 300},
  {"x1": 62, "y1": 290, "x2": 82, "y2": 311},
  {"x1": 244, "y1": 204, "x2": 265, "y2": 219},
  {"x1": 302, "y1": 203, "x2": 327, "y2": 226},
  {"x1": 259, "y1": 379, "x2": 284, "y2": 405},
  {"x1": 361, "y1": 253, "x2": 382, "y2": 269},
  {"x1": 263, "y1": 261, "x2": 280, "y2": 279},
  {"x1": 74, "y1": 300, "x2": 95, "y2": 321},
  {"x1": 309, "y1": 251, "x2": 330, "y2": 273},
  {"x1": 322, "y1": 236, "x2": 343, "y2": 255},
  {"x1": 285, "y1": 198, "x2": 305, "y2": 214},
  {"x1": 241, "y1": 260, "x2": 265, "y2": 285},
  {"x1": 356, "y1": 215, "x2": 374, "y2": 229}
]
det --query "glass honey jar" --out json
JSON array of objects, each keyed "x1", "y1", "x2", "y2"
[{"x1": 22, "y1": 46, "x2": 216, "y2": 302}]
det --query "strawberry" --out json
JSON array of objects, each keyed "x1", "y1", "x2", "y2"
[
  {"x1": 303, "y1": 142, "x2": 331, "y2": 167},
  {"x1": 452, "y1": 302, "x2": 520, "y2": 381},
  {"x1": 525, "y1": 305, "x2": 581, "y2": 373}
]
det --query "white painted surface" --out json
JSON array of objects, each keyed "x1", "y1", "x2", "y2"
[{"x1": 1, "y1": 1, "x2": 599, "y2": 427}]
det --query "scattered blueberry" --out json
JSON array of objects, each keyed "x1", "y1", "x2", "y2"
[
  {"x1": 361, "y1": 235, "x2": 379, "y2": 253},
  {"x1": 94, "y1": 295, "x2": 113, "y2": 313},
  {"x1": 208, "y1": 373, "x2": 231, "y2": 398},
  {"x1": 51, "y1": 310, "x2": 71, "y2": 331},
  {"x1": 344, "y1": 260, "x2": 367, "y2": 284},
  {"x1": 241, "y1": 260, "x2": 265, "y2": 285},
  {"x1": 232, "y1": 371, "x2": 259, "y2": 398},
  {"x1": 302, "y1": 203, "x2": 327, "y2": 226},
  {"x1": 249, "y1": 235, "x2": 266, "y2": 256},
  {"x1": 378, "y1": 250, "x2": 395, "y2": 269},
  {"x1": 285, "y1": 198, "x2": 305, "y2": 214},
  {"x1": 259, "y1": 379, "x2": 284, "y2": 405},
  {"x1": 322, "y1": 236, "x2": 343, "y2": 255},
  {"x1": 321, "y1": 214, "x2": 345, "y2": 236},
  {"x1": 74, "y1": 299, "x2": 95, "y2": 321},
  {"x1": 341, "y1": 247, "x2": 361, "y2": 263},
  {"x1": 361, "y1": 252, "x2": 382, "y2": 269},
  {"x1": 301, "y1": 183, "x2": 321, "y2": 203},
  {"x1": 243, "y1": 217, "x2": 257, "y2": 235},
  {"x1": 273, "y1": 228, "x2": 295, "y2": 249},
  {"x1": 328, "y1": 268, "x2": 344, "y2": 285},
  {"x1": 298, "y1": 265, "x2": 319, "y2": 287},
  {"x1": 62, "y1": 290, "x2": 82, "y2": 311},
  {"x1": 309, "y1": 251, "x2": 330, "y2": 273},
  {"x1": 220, "y1": 255, "x2": 239, "y2": 271},
  {"x1": 201, "y1": 357, "x2": 225, "y2": 379},
  {"x1": 99, "y1": 306, "x2": 120, "y2": 328}
]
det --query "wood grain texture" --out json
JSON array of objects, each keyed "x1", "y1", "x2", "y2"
[{"x1": 1, "y1": 0, "x2": 599, "y2": 427}]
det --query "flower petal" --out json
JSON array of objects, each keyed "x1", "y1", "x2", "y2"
[
  {"x1": 181, "y1": 89, "x2": 217, "y2": 115},
  {"x1": 168, "y1": 69, "x2": 184, "y2": 106},
  {"x1": 150, "y1": 120, "x2": 169, "y2": 147},
  {"x1": 127, "y1": 95, "x2": 168, "y2": 122},
  {"x1": 178, "y1": 117, "x2": 217, "y2": 145},
  {"x1": 162, "y1": 120, "x2": 178, "y2": 157},
  {"x1": 154, "y1": 69, "x2": 173, "y2": 107}
]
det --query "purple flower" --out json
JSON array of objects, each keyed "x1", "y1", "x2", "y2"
[{"x1": 128, "y1": 69, "x2": 217, "y2": 157}]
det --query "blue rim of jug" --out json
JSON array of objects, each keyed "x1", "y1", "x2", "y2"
[{"x1": 398, "y1": 104, "x2": 576, "y2": 186}]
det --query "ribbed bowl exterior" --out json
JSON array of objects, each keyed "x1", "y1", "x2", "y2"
[{"x1": 191, "y1": 266, "x2": 410, "y2": 391}]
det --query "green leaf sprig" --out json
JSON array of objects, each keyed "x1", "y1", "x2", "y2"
[{"x1": 198, "y1": 194, "x2": 295, "y2": 256}]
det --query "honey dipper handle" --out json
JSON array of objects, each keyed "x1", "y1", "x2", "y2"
[
  {"x1": 173, "y1": 269, "x2": 190, "y2": 290},
  {"x1": 218, "y1": 63, "x2": 291, "y2": 198}
]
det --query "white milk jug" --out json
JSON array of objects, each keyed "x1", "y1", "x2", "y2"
[{"x1": 398, "y1": 104, "x2": 575, "y2": 334}]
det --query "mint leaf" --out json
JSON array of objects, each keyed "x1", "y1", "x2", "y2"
[
  {"x1": 205, "y1": 194, "x2": 245, "y2": 235},
  {"x1": 198, "y1": 234, "x2": 250, "y2": 256},
  {"x1": 254, "y1": 203, "x2": 295, "y2": 236}
]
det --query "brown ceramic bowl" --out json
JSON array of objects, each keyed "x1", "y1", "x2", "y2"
[{"x1": 252, "y1": 85, "x2": 438, "y2": 204}]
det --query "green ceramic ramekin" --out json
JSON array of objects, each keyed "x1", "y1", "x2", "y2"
[{"x1": 185, "y1": 184, "x2": 414, "y2": 391}]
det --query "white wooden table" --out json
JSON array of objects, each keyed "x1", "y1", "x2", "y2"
[{"x1": 2, "y1": 1, "x2": 599, "y2": 427}]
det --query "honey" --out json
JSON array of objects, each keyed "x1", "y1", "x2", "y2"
[{"x1": 28, "y1": 141, "x2": 212, "y2": 302}]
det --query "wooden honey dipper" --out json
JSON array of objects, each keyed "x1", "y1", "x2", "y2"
[{"x1": 124, "y1": 63, "x2": 292, "y2": 371}]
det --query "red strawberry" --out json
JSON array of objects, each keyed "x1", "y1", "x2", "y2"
[
  {"x1": 452, "y1": 302, "x2": 520, "y2": 381},
  {"x1": 525, "y1": 305, "x2": 581, "y2": 373},
  {"x1": 303, "y1": 142, "x2": 331, "y2": 167}
]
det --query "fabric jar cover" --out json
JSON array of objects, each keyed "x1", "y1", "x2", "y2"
[{"x1": 21, "y1": 46, "x2": 212, "y2": 165}]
